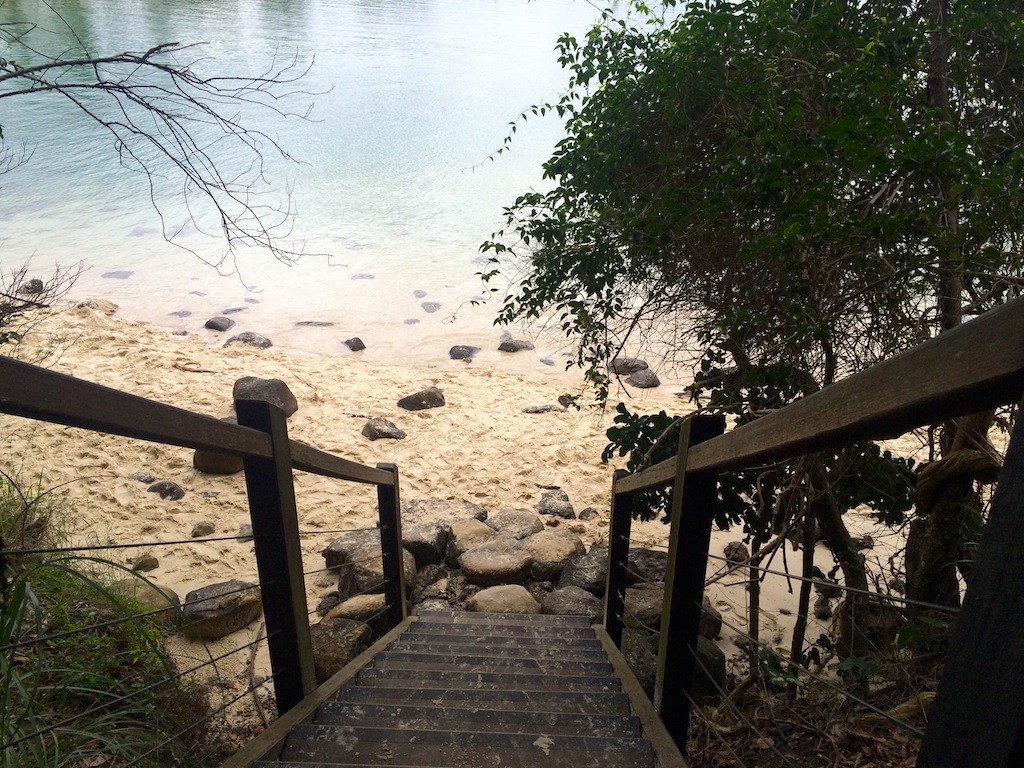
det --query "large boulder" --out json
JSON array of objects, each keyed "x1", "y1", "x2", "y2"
[
  {"x1": 699, "y1": 595, "x2": 723, "y2": 639},
  {"x1": 403, "y1": 499, "x2": 487, "y2": 526},
  {"x1": 467, "y1": 585, "x2": 541, "y2": 614},
  {"x1": 322, "y1": 529, "x2": 417, "y2": 598},
  {"x1": 402, "y1": 523, "x2": 449, "y2": 567},
  {"x1": 445, "y1": 519, "x2": 497, "y2": 567},
  {"x1": 536, "y1": 489, "x2": 575, "y2": 520},
  {"x1": 309, "y1": 617, "x2": 372, "y2": 684},
  {"x1": 232, "y1": 376, "x2": 298, "y2": 417},
  {"x1": 193, "y1": 417, "x2": 245, "y2": 474},
  {"x1": 610, "y1": 357, "x2": 649, "y2": 375},
  {"x1": 541, "y1": 586, "x2": 602, "y2": 622},
  {"x1": 624, "y1": 582, "x2": 665, "y2": 631},
  {"x1": 182, "y1": 580, "x2": 262, "y2": 640},
  {"x1": 485, "y1": 509, "x2": 544, "y2": 540},
  {"x1": 627, "y1": 547, "x2": 668, "y2": 584},
  {"x1": 398, "y1": 387, "x2": 445, "y2": 411},
  {"x1": 458, "y1": 535, "x2": 534, "y2": 587},
  {"x1": 523, "y1": 529, "x2": 586, "y2": 581},
  {"x1": 559, "y1": 546, "x2": 609, "y2": 596},
  {"x1": 692, "y1": 637, "x2": 728, "y2": 704},
  {"x1": 625, "y1": 369, "x2": 660, "y2": 389},
  {"x1": 326, "y1": 594, "x2": 389, "y2": 637},
  {"x1": 621, "y1": 628, "x2": 658, "y2": 698}
]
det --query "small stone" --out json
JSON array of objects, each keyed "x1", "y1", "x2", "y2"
[
  {"x1": 539, "y1": 358, "x2": 555, "y2": 366},
  {"x1": 780, "y1": 608, "x2": 793, "y2": 616},
  {"x1": 557, "y1": 394, "x2": 575, "y2": 408},
  {"x1": 362, "y1": 418, "x2": 406, "y2": 441},
  {"x1": 147, "y1": 481, "x2": 184, "y2": 501},
  {"x1": 351, "y1": 273, "x2": 375, "y2": 280},
  {"x1": 421, "y1": 302, "x2": 442, "y2": 313},
  {"x1": 523, "y1": 405, "x2": 564, "y2": 414},
  {"x1": 237, "y1": 524, "x2": 254, "y2": 542},
  {"x1": 132, "y1": 553, "x2": 159, "y2": 572},
  {"x1": 398, "y1": 387, "x2": 445, "y2": 411},
  {"x1": 723, "y1": 541, "x2": 750, "y2": 566},
  {"x1": 853, "y1": 535, "x2": 875, "y2": 550},
  {"x1": 100, "y1": 271, "x2": 134, "y2": 280},
  {"x1": 404, "y1": 319, "x2": 420, "y2": 325},
  {"x1": 814, "y1": 594, "x2": 833, "y2": 620},
  {"x1": 536, "y1": 488, "x2": 575, "y2": 519},
  {"x1": 449, "y1": 345, "x2": 480, "y2": 361},
  {"x1": 193, "y1": 449, "x2": 244, "y2": 475},
  {"x1": 18, "y1": 278, "x2": 44, "y2": 294},
  {"x1": 198, "y1": 491, "x2": 219, "y2": 498},
  {"x1": 204, "y1": 316, "x2": 236, "y2": 332},
  {"x1": 626, "y1": 369, "x2": 661, "y2": 388},
  {"x1": 295, "y1": 320, "x2": 334, "y2": 327},
  {"x1": 316, "y1": 593, "x2": 342, "y2": 617},
  {"x1": 224, "y1": 332, "x2": 272, "y2": 350},
  {"x1": 191, "y1": 521, "x2": 216, "y2": 538},
  {"x1": 129, "y1": 471, "x2": 156, "y2": 484},
  {"x1": 578, "y1": 507, "x2": 600, "y2": 521},
  {"x1": 497, "y1": 330, "x2": 535, "y2": 353},
  {"x1": 344, "y1": 337, "x2": 366, "y2": 352},
  {"x1": 413, "y1": 289, "x2": 427, "y2": 298},
  {"x1": 222, "y1": 307, "x2": 246, "y2": 314},
  {"x1": 610, "y1": 357, "x2": 649, "y2": 374},
  {"x1": 233, "y1": 377, "x2": 298, "y2": 417}
]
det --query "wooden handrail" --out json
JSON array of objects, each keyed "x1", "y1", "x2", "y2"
[
  {"x1": 0, "y1": 356, "x2": 393, "y2": 487},
  {"x1": 617, "y1": 297, "x2": 1024, "y2": 495}
]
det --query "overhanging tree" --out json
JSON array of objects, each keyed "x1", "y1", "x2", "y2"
[{"x1": 485, "y1": 0, "x2": 1024, "y2": 652}]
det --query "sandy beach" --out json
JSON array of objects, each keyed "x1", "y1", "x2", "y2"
[{"x1": 1, "y1": 299, "x2": 915, "y2": 744}]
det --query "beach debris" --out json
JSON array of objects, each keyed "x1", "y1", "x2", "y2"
[
  {"x1": 626, "y1": 368, "x2": 661, "y2": 388},
  {"x1": 171, "y1": 330, "x2": 188, "y2": 337},
  {"x1": 578, "y1": 507, "x2": 600, "y2": 521},
  {"x1": 536, "y1": 488, "x2": 575, "y2": 519},
  {"x1": 147, "y1": 480, "x2": 185, "y2": 501},
  {"x1": 558, "y1": 545, "x2": 608, "y2": 596},
  {"x1": 484, "y1": 509, "x2": 544, "y2": 540},
  {"x1": 421, "y1": 301, "x2": 441, "y2": 313},
  {"x1": 361, "y1": 417, "x2": 406, "y2": 441},
  {"x1": 233, "y1": 376, "x2": 298, "y2": 416},
  {"x1": 344, "y1": 336, "x2": 366, "y2": 352},
  {"x1": 523, "y1": 529, "x2": 586, "y2": 581},
  {"x1": 467, "y1": 584, "x2": 541, "y2": 614},
  {"x1": 244, "y1": 297, "x2": 260, "y2": 304},
  {"x1": 610, "y1": 357, "x2": 649, "y2": 374},
  {"x1": 397, "y1": 386, "x2": 445, "y2": 411},
  {"x1": 309, "y1": 617, "x2": 371, "y2": 683},
  {"x1": 497, "y1": 330, "x2": 535, "y2": 352},
  {"x1": 448, "y1": 344, "x2": 480, "y2": 361},
  {"x1": 191, "y1": 521, "x2": 216, "y2": 538},
  {"x1": 541, "y1": 586, "x2": 601, "y2": 622},
  {"x1": 523, "y1": 404, "x2": 564, "y2": 414},
  {"x1": 224, "y1": 331, "x2": 273, "y2": 349},
  {"x1": 131, "y1": 553, "x2": 159, "y2": 572},
  {"x1": 182, "y1": 580, "x2": 262, "y2": 640},
  {"x1": 204, "y1": 316, "x2": 235, "y2": 332},
  {"x1": 459, "y1": 535, "x2": 534, "y2": 587},
  {"x1": 198, "y1": 491, "x2": 219, "y2": 498}
]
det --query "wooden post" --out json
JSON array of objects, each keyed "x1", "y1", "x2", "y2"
[
  {"x1": 376, "y1": 463, "x2": 407, "y2": 630},
  {"x1": 916, "y1": 399, "x2": 1024, "y2": 768},
  {"x1": 655, "y1": 413, "x2": 726, "y2": 751},
  {"x1": 604, "y1": 469, "x2": 634, "y2": 649},
  {"x1": 236, "y1": 399, "x2": 316, "y2": 715}
]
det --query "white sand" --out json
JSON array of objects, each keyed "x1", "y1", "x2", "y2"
[{"x1": 1, "y1": 300, "x2": 919, "y2": 743}]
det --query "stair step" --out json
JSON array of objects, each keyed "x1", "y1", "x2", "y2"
[
  {"x1": 373, "y1": 652, "x2": 613, "y2": 676},
  {"x1": 316, "y1": 702, "x2": 641, "y2": 737},
  {"x1": 357, "y1": 668, "x2": 621, "y2": 692},
  {"x1": 405, "y1": 625, "x2": 596, "y2": 639},
  {"x1": 280, "y1": 724, "x2": 654, "y2": 767},
  {"x1": 334, "y1": 685, "x2": 631, "y2": 715},
  {"x1": 394, "y1": 633, "x2": 604, "y2": 649},
  {"x1": 387, "y1": 641, "x2": 608, "y2": 660},
  {"x1": 414, "y1": 611, "x2": 593, "y2": 627}
]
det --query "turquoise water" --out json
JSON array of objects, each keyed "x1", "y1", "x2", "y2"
[{"x1": 0, "y1": 0, "x2": 611, "y2": 366}]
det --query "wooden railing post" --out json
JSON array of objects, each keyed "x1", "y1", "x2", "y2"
[
  {"x1": 655, "y1": 413, "x2": 726, "y2": 751},
  {"x1": 375, "y1": 462, "x2": 407, "y2": 630},
  {"x1": 604, "y1": 468, "x2": 634, "y2": 648},
  {"x1": 916, "y1": 397, "x2": 1024, "y2": 768},
  {"x1": 235, "y1": 398, "x2": 316, "y2": 715}
]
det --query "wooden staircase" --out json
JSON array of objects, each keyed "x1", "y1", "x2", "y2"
[{"x1": 226, "y1": 611, "x2": 686, "y2": 768}]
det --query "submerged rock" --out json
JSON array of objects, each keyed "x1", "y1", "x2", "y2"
[
  {"x1": 224, "y1": 332, "x2": 272, "y2": 350},
  {"x1": 204, "y1": 316, "x2": 235, "y2": 332}
]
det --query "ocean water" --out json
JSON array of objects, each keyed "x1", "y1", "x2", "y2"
[{"x1": 0, "y1": 0, "x2": 618, "y2": 372}]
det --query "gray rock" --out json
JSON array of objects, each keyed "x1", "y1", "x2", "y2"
[
  {"x1": 222, "y1": 307, "x2": 246, "y2": 315},
  {"x1": 414, "y1": 599, "x2": 453, "y2": 614},
  {"x1": 169, "y1": 310, "x2": 192, "y2": 318},
  {"x1": 421, "y1": 302, "x2": 442, "y2": 313},
  {"x1": 204, "y1": 316, "x2": 236, "y2": 332},
  {"x1": 692, "y1": 636, "x2": 728, "y2": 704},
  {"x1": 449, "y1": 345, "x2": 480, "y2": 361},
  {"x1": 541, "y1": 586, "x2": 601, "y2": 622},
  {"x1": 459, "y1": 535, "x2": 534, "y2": 587},
  {"x1": 351, "y1": 273, "x2": 375, "y2": 280},
  {"x1": 237, "y1": 524, "x2": 254, "y2": 542},
  {"x1": 309, "y1": 617, "x2": 371, "y2": 683},
  {"x1": 198, "y1": 491, "x2": 219, "y2": 498},
  {"x1": 622, "y1": 628, "x2": 658, "y2": 698},
  {"x1": 445, "y1": 519, "x2": 497, "y2": 568},
  {"x1": 536, "y1": 488, "x2": 575, "y2": 519},
  {"x1": 413, "y1": 289, "x2": 427, "y2": 299},
  {"x1": 129, "y1": 471, "x2": 156, "y2": 484},
  {"x1": 327, "y1": 594, "x2": 389, "y2": 637},
  {"x1": 322, "y1": 529, "x2": 416, "y2": 598},
  {"x1": 295, "y1": 320, "x2": 334, "y2": 327},
  {"x1": 232, "y1": 377, "x2": 298, "y2": 417},
  {"x1": 344, "y1": 337, "x2": 366, "y2": 352},
  {"x1": 182, "y1": 580, "x2": 262, "y2": 640},
  {"x1": 485, "y1": 509, "x2": 545, "y2": 540},
  {"x1": 193, "y1": 447, "x2": 244, "y2": 475},
  {"x1": 404, "y1": 319, "x2": 420, "y2": 325},
  {"x1": 578, "y1": 507, "x2": 600, "y2": 521},
  {"x1": 539, "y1": 358, "x2": 555, "y2": 367},
  {"x1": 557, "y1": 394, "x2": 575, "y2": 408},
  {"x1": 558, "y1": 546, "x2": 608, "y2": 596},
  {"x1": 224, "y1": 332, "x2": 273, "y2": 349},
  {"x1": 18, "y1": 278, "x2": 44, "y2": 295},
  {"x1": 724, "y1": 541, "x2": 750, "y2": 565},
  {"x1": 191, "y1": 521, "x2": 216, "y2": 538},
  {"x1": 147, "y1": 481, "x2": 184, "y2": 501},
  {"x1": 403, "y1": 523, "x2": 449, "y2": 567},
  {"x1": 625, "y1": 582, "x2": 667, "y2": 631},
  {"x1": 523, "y1": 404, "x2": 564, "y2": 414},
  {"x1": 361, "y1": 417, "x2": 406, "y2": 441},
  {"x1": 814, "y1": 594, "x2": 833, "y2": 620},
  {"x1": 700, "y1": 595, "x2": 723, "y2": 639},
  {"x1": 625, "y1": 369, "x2": 661, "y2": 388},
  {"x1": 610, "y1": 357, "x2": 649, "y2": 375},
  {"x1": 467, "y1": 585, "x2": 541, "y2": 614},
  {"x1": 497, "y1": 331, "x2": 535, "y2": 353},
  {"x1": 627, "y1": 547, "x2": 668, "y2": 584},
  {"x1": 315, "y1": 593, "x2": 341, "y2": 617},
  {"x1": 403, "y1": 499, "x2": 487, "y2": 526},
  {"x1": 853, "y1": 535, "x2": 875, "y2": 550},
  {"x1": 397, "y1": 386, "x2": 445, "y2": 411},
  {"x1": 523, "y1": 529, "x2": 586, "y2": 581},
  {"x1": 131, "y1": 554, "x2": 159, "y2": 572}
]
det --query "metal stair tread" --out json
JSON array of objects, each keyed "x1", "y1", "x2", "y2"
[
  {"x1": 356, "y1": 668, "x2": 622, "y2": 691},
  {"x1": 370, "y1": 655, "x2": 614, "y2": 676},
  {"x1": 333, "y1": 685, "x2": 632, "y2": 714},
  {"x1": 396, "y1": 632, "x2": 604, "y2": 647},
  {"x1": 413, "y1": 611, "x2": 593, "y2": 626},
  {"x1": 386, "y1": 641, "x2": 608, "y2": 660}
]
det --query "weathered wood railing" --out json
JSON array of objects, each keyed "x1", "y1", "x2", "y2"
[
  {"x1": 604, "y1": 296, "x2": 1024, "y2": 768},
  {"x1": 0, "y1": 357, "x2": 407, "y2": 715}
]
